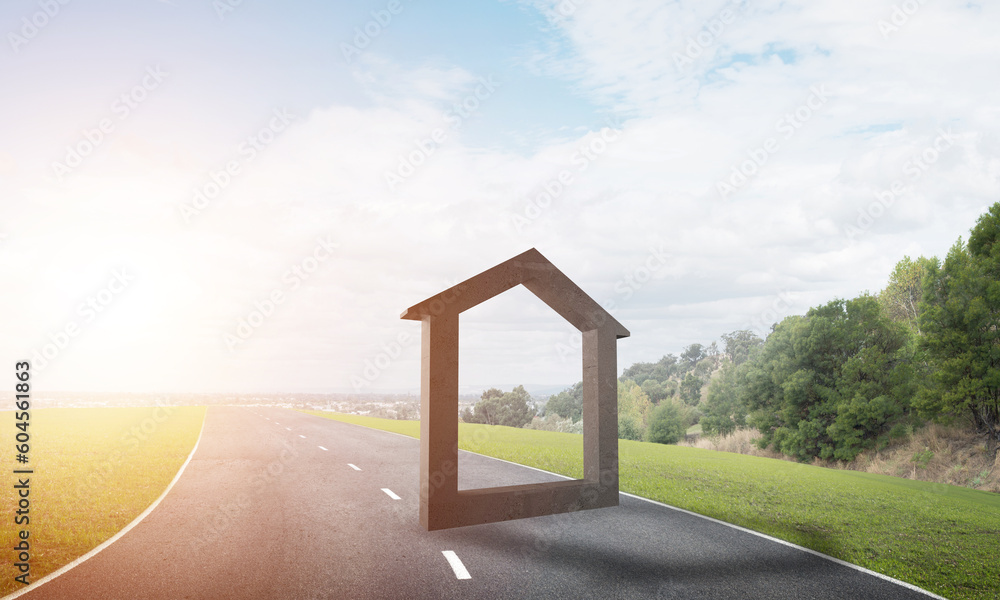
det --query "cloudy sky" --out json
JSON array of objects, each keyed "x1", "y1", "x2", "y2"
[{"x1": 1, "y1": 0, "x2": 997, "y2": 395}]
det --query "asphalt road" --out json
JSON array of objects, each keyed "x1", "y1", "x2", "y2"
[{"x1": 11, "y1": 406, "x2": 943, "y2": 599}]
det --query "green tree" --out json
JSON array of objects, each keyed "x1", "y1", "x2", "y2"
[
  {"x1": 462, "y1": 385, "x2": 537, "y2": 428},
  {"x1": 647, "y1": 400, "x2": 687, "y2": 444},
  {"x1": 618, "y1": 379, "x2": 653, "y2": 440},
  {"x1": 679, "y1": 373, "x2": 703, "y2": 406},
  {"x1": 461, "y1": 388, "x2": 502, "y2": 423},
  {"x1": 618, "y1": 413, "x2": 643, "y2": 441},
  {"x1": 746, "y1": 296, "x2": 914, "y2": 461},
  {"x1": 544, "y1": 382, "x2": 583, "y2": 423},
  {"x1": 879, "y1": 255, "x2": 935, "y2": 334},
  {"x1": 693, "y1": 358, "x2": 714, "y2": 377},
  {"x1": 701, "y1": 361, "x2": 749, "y2": 436},
  {"x1": 680, "y1": 344, "x2": 705, "y2": 370},
  {"x1": 705, "y1": 341, "x2": 722, "y2": 369},
  {"x1": 641, "y1": 378, "x2": 669, "y2": 403},
  {"x1": 621, "y1": 354, "x2": 678, "y2": 384},
  {"x1": 920, "y1": 202, "x2": 1000, "y2": 451},
  {"x1": 720, "y1": 329, "x2": 764, "y2": 366}
]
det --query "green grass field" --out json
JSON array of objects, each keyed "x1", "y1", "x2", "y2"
[
  {"x1": 304, "y1": 411, "x2": 999, "y2": 600},
  {"x1": 0, "y1": 406, "x2": 205, "y2": 596}
]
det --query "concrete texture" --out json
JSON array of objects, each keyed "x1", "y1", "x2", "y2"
[{"x1": 401, "y1": 248, "x2": 630, "y2": 531}]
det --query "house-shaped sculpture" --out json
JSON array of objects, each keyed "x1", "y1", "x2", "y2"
[{"x1": 401, "y1": 248, "x2": 630, "y2": 530}]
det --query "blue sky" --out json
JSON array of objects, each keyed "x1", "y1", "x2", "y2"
[{"x1": 1, "y1": 0, "x2": 998, "y2": 394}]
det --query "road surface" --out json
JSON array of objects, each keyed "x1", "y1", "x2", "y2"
[{"x1": 10, "y1": 406, "x2": 943, "y2": 599}]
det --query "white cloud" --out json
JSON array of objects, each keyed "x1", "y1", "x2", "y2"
[{"x1": 2, "y1": 1, "x2": 998, "y2": 392}]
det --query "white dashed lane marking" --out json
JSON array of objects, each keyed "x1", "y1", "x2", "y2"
[
  {"x1": 348, "y1": 464, "x2": 361, "y2": 471},
  {"x1": 381, "y1": 488, "x2": 401, "y2": 500},
  {"x1": 442, "y1": 551, "x2": 471, "y2": 580},
  {"x1": 318, "y1": 446, "x2": 328, "y2": 451}
]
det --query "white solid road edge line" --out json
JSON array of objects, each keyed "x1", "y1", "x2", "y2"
[
  {"x1": 617, "y1": 492, "x2": 949, "y2": 600},
  {"x1": 381, "y1": 488, "x2": 401, "y2": 500},
  {"x1": 1, "y1": 408, "x2": 210, "y2": 600},
  {"x1": 308, "y1": 414, "x2": 947, "y2": 599},
  {"x1": 441, "y1": 550, "x2": 472, "y2": 580},
  {"x1": 348, "y1": 463, "x2": 361, "y2": 471},
  {"x1": 464, "y1": 450, "x2": 949, "y2": 600}
]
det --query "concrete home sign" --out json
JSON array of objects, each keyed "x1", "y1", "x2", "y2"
[{"x1": 400, "y1": 248, "x2": 630, "y2": 531}]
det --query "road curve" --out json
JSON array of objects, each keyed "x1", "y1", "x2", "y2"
[{"x1": 8, "y1": 406, "x2": 944, "y2": 599}]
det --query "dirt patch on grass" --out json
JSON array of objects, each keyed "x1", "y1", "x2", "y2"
[
  {"x1": 679, "y1": 428, "x2": 785, "y2": 460},
  {"x1": 830, "y1": 423, "x2": 998, "y2": 493}
]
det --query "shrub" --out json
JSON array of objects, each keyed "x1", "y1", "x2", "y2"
[{"x1": 647, "y1": 401, "x2": 687, "y2": 445}]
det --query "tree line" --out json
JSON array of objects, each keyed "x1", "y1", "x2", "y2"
[
  {"x1": 701, "y1": 202, "x2": 1000, "y2": 461},
  {"x1": 463, "y1": 202, "x2": 1000, "y2": 462}
]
